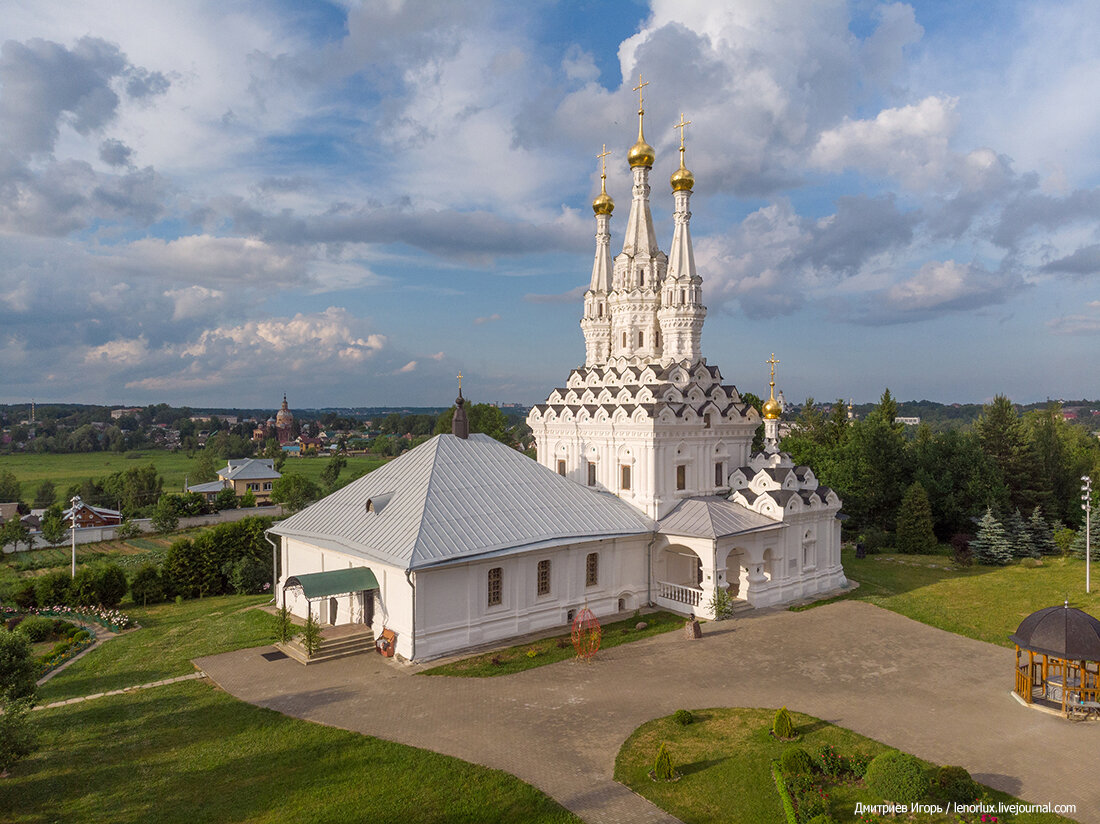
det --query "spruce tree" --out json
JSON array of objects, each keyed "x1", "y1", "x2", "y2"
[
  {"x1": 1004, "y1": 509, "x2": 1036, "y2": 558},
  {"x1": 1028, "y1": 506, "x2": 1058, "y2": 556},
  {"x1": 896, "y1": 481, "x2": 938, "y2": 554},
  {"x1": 1071, "y1": 519, "x2": 1098, "y2": 561},
  {"x1": 971, "y1": 508, "x2": 1013, "y2": 566}
]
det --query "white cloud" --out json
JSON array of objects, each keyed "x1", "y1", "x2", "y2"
[
  {"x1": 474, "y1": 313, "x2": 501, "y2": 325},
  {"x1": 164, "y1": 285, "x2": 224, "y2": 320},
  {"x1": 83, "y1": 335, "x2": 150, "y2": 366},
  {"x1": 396, "y1": 360, "x2": 418, "y2": 373}
]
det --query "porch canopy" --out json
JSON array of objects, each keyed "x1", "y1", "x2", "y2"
[
  {"x1": 284, "y1": 567, "x2": 379, "y2": 600},
  {"x1": 1011, "y1": 603, "x2": 1100, "y2": 716}
]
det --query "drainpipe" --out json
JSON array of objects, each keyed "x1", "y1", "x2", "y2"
[
  {"x1": 647, "y1": 534, "x2": 657, "y2": 607},
  {"x1": 404, "y1": 568, "x2": 416, "y2": 661},
  {"x1": 264, "y1": 530, "x2": 279, "y2": 605}
]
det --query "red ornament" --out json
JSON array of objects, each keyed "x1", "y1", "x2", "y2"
[{"x1": 571, "y1": 607, "x2": 602, "y2": 661}]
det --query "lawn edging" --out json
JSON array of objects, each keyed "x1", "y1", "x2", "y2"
[{"x1": 771, "y1": 761, "x2": 800, "y2": 824}]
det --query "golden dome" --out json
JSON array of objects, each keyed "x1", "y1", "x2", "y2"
[
  {"x1": 592, "y1": 174, "x2": 614, "y2": 215},
  {"x1": 670, "y1": 157, "x2": 694, "y2": 191},
  {"x1": 762, "y1": 397, "x2": 781, "y2": 420},
  {"x1": 628, "y1": 136, "x2": 655, "y2": 168}
]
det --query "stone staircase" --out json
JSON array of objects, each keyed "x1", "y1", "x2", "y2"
[{"x1": 277, "y1": 627, "x2": 377, "y2": 665}]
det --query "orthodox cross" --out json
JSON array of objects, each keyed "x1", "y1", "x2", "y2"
[
  {"x1": 597, "y1": 144, "x2": 611, "y2": 176},
  {"x1": 456, "y1": 371, "x2": 463, "y2": 391},
  {"x1": 766, "y1": 353, "x2": 780, "y2": 386},
  {"x1": 632, "y1": 74, "x2": 649, "y2": 112},
  {"x1": 673, "y1": 113, "x2": 691, "y2": 149}
]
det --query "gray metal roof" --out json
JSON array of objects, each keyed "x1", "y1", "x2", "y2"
[
  {"x1": 270, "y1": 433, "x2": 655, "y2": 570},
  {"x1": 221, "y1": 458, "x2": 281, "y2": 481},
  {"x1": 658, "y1": 496, "x2": 782, "y2": 539},
  {"x1": 188, "y1": 480, "x2": 227, "y2": 494}
]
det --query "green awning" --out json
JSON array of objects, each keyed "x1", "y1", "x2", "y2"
[{"x1": 284, "y1": 568, "x2": 379, "y2": 599}]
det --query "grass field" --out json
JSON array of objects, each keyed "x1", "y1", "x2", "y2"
[
  {"x1": 421, "y1": 611, "x2": 682, "y2": 677},
  {"x1": 2, "y1": 680, "x2": 580, "y2": 824},
  {"x1": 36, "y1": 594, "x2": 275, "y2": 704},
  {"x1": 615, "y1": 707, "x2": 1076, "y2": 824},
  {"x1": 0, "y1": 450, "x2": 388, "y2": 504},
  {"x1": 834, "y1": 549, "x2": 1100, "y2": 648}
]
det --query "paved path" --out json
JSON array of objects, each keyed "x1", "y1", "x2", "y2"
[
  {"x1": 197, "y1": 601, "x2": 1098, "y2": 824},
  {"x1": 34, "y1": 671, "x2": 207, "y2": 710}
]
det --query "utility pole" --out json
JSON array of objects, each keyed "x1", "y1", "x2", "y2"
[
  {"x1": 1083, "y1": 476, "x2": 1092, "y2": 594},
  {"x1": 70, "y1": 495, "x2": 81, "y2": 578}
]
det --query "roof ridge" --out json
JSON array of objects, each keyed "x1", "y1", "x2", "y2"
[{"x1": 407, "y1": 434, "x2": 446, "y2": 569}]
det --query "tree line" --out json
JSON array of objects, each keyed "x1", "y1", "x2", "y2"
[{"x1": 783, "y1": 391, "x2": 1100, "y2": 549}]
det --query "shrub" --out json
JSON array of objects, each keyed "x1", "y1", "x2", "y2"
[
  {"x1": 849, "y1": 752, "x2": 872, "y2": 778},
  {"x1": 115, "y1": 519, "x2": 142, "y2": 540},
  {"x1": 95, "y1": 564, "x2": 128, "y2": 607},
  {"x1": 773, "y1": 706, "x2": 795, "y2": 739},
  {"x1": 707, "y1": 586, "x2": 734, "y2": 620},
  {"x1": 805, "y1": 815, "x2": 835, "y2": 824},
  {"x1": 130, "y1": 564, "x2": 165, "y2": 606},
  {"x1": 34, "y1": 570, "x2": 73, "y2": 607},
  {"x1": 653, "y1": 742, "x2": 676, "y2": 781},
  {"x1": 864, "y1": 750, "x2": 929, "y2": 805},
  {"x1": 795, "y1": 788, "x2": 828, "y2": 820},
  {"x1": 70, "y1": 566, "x2": 100, "y2": 606},
  {"x1": 150, "y1": 495, "x2": 180, "y2": 533},
  {"x1": 672, "y1": 709, "x2": 694, "y2": 726},
  {"x1": 214, "y1": 487, "x2": 239, "y2": 512},
  {"x1": 818, "y1": 744, "x2": 846, "y2": 778},
  {"x1": 780, "y1": 746, "x2": 815, "y2": 776},
  {"x1": 298, "y1": 613, "x2": 322, "y2": 657},
  {"x1": 229, "y1": 556, "x2": 269, "y2": 595},
  {"x1": 0, "y1": 630, "x2": 37, "y2": 701},
  {"x1": 12, "y1": 580, "x2": 37, "y2": 610},
  {"x1": 896, "y1": 482, "x2": 938, "y2": 555},
  {"x1": 950, "y1": 533, "x2": 973, "y2": 567},
  {"x1": 0, "y1": 696, "x2": 38, "y2": 773},
  {"x1": 933, "y1": 765, "x2": 980, "y2": 804},
  {"x1": 274, "y1": 606, "x2": 294, "y2": 643},
  {"x1": 13, "y1": 616, "x2": 56, "y2": 643}
]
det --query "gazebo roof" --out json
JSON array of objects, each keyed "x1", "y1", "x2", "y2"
[{"x1": 1010, "y1": 604, "x2": 1100, "y2": 661}]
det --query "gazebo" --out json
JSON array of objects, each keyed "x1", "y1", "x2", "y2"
[{"x1": 1011, "y1": 602, "x2": 1100, "y2": 718}]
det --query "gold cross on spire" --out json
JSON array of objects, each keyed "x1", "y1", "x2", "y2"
[
  {"x1": 766, "y1": 353, "x2": 780, "y2": 390},
  {"x1": 597, "y1": 143, "x2": 611, "y2": 177},
  {"x1": 632, "y1": 73, "x2": 649, "y2": 113},
  {"x1": 456, "y1": 371, "x2": 463, "y2": 391},
  {"x1": 673, "y1": 113, "x2": 691, "y2": 149}
]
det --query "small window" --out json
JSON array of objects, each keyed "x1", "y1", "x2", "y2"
[
  {"x1": 586, "y1": 553, "x2": 599, "y2": 587},
  {"x1": 598, "y1": 302, "x2": 604, "y2": 318},
  {"x1": 587, "y1": 462, "x2": 596, "y2": 486},
  {"x1": 638, "y1": 331, "x2": 644, "y2": 348},
  {"x1": 263, "y1": 482, "x2": 272, "y2": 491},
  {"x1": 704, "y1": 413, "x2": 712, "y2": 429},
  {"x1": 655, "y1": 329, "x2": 661, "y2": 347},
  {"x1": 537, "y1": 559, "x2": 551, "y2": 596},
  {"x1": 676, "y1": 464, "x2": 686, "y2": 491},
  {"x1": 487, "y1": 567, "x2": 502, "y2": 607},
  {"x1": 622, "y1": 332, "x2": 627, "y2": 348},
  {"x1": 715, "y1": 462, "x2": 724, "y2": 487},
  {"x1": 638, "y1": 268, "x2": 645, "y2": 287},
  {"x1": 557, "y1": 459, "x2": 566, "y2": 476},
  {"x1": 620, "y1": 464, "x2": 631, "y2": 490},
  {"x1": 680, "y1": 288, "x2": 686, "y2": 303}
]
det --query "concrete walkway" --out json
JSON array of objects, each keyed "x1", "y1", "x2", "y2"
[
  {"x1": 34, "y1": 671, "x2": 207, "y2": 710},
  {"x1": 196, "y1": 601, "x2": 1098, "y2": 824}
]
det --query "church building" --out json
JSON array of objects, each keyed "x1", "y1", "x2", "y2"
[{"x1": 267, "y1": 88, "x2": 846, "y2": 662}]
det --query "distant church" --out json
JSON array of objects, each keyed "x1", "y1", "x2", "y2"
[{"x1": 269, "y1": 87, "x2": 846, "y2": 662}]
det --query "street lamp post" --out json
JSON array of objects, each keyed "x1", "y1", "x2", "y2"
[
  {"x1": 1083, "y1": 476, "x2": 1093, "y2": 594},
  {"x1": 70, "y1": 495, "x2": 81, "y2": 578}
]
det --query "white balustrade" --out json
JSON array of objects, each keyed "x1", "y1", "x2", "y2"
[{"x1": 658, "y1": 580, "x2": 703, "y2": 607}]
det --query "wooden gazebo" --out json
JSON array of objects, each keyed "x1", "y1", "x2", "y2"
[{"x1": 1012, "y1": 602, "x2": 1100, "y2": 718}]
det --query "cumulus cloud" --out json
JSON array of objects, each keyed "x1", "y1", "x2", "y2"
[
  {"x1": 98, "y1": 138, "x2": 133, "y2": 166},
  {"x1": 396, "y1": 360, "x2": 418, "y2": 373},
  {"x1": 1041, "y1": 244, "x2": 1100, "y2": 276},
  {"x1": 474, "y1": 313, "x2": 501, "y2": 325}
]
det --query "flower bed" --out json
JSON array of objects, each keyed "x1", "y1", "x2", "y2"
[
  {"x1": 37, "y1": 625, "x2": 97, "y2": 677},
  {"x1": 2, "y1": 604, "x2": 133, "y2": 632}
]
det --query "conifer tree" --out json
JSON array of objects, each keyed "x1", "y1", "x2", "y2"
[
  {"x1": 1004, "y1": 509, "x2": 1036, "y2": 558},
  {"x1": 896, "y1": 482, "x2": 938, "y2": 554},
  {"x1": 1071, "y1": 519, "x2": 1098, "y2": 561},
  {"x1": 971, "y1": 508, "x2": 1013, "y2": 566},
  {"x1": 1028, "y1": 507, "x2": 1058, "y2": 556}
]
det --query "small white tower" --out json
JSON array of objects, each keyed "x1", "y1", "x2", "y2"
[
  {"x1": 581, "y1": 145, "x2": 614, "y2": 367},
  {"x1": 763, "y1": 353, "x2": 782, "y2": 453},
  {"x1": 658, "y1": 113, "x2": 706, "y2": 365}
]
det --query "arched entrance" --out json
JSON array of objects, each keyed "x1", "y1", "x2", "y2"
[{"x1": 654, "y1": 544, "x2": 704, "y2": 611}]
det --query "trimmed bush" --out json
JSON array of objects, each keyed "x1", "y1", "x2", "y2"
[
  {"x1": 0, "y1": 630, "x2": 37, "y2": 701},
  {"x1": 780, "y1": 746, "x2": 815, "y2": 776},
  {"x1": 864, "y1": 750, "x2": 929, "y2": 805},
  {"x1": 0, "y1": 696, "x2": 38, "y2": 773},
  {"x1": 34, "y1": 570, "x2": 73, "y2": 607},
  {"x1": 653, "y1": 742, "x2": 676, "y2": 781},
  {"x1": 70, "y1": 567, "x2": 100, "y2": 606},
  {"x1": 228, "y1": 556, "x2": 269, "y2": 595},
  {"x1": 13, "y1": 616, "x2": 56, "y2": 643},
  {"x1": 12, "y1": 580, "x2": 37, "y2": 610},
  {"x1": 130, "y1": 564, "x2": 165, "y2": 606},
  {"x1": 95, "y1": 564, "x2": 128, "y2": 607},
  {"x1": 849, "y1": 752, "x2": 872, "y2": 778},
  {"x1": 672, "y1": 709, "x2": 694, "y2": 726},
  {"x1": 933, "y1": 765, "x2": 980, "y2": 804},
  {"x1": 773, "y1": 706, "x2": 795, "y2": 739}
]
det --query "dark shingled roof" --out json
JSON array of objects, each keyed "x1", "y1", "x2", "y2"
[{"x1": 1010, "y1": 605, "x2": 1100, "y2": 660}]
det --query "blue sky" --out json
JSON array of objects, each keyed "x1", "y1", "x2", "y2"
[{"x1": 1, "y1": 0, "x2": 1098, "y2": 409}]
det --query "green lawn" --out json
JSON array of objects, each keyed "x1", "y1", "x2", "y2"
[
  {"x1": 0, "y1": 451, "x2": 386, "y2": 504},
  {"x1": 36, "y1": 594, "x2": 275, "y2": 704},
  {"x1": 615, "y1": 707, "x2": 1076, "y2": 824},
  {"x1": 834, "y1": 549, "x2": 1100, "y2": 648},
  {"x1": 421, "y1": 611, "x2": 682, "y2": 677},
  {"x1": 2, "y1": 680, "x2": 580, "y2": 824}
]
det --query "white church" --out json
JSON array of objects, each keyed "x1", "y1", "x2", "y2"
[{"x1": 269, "y1": 91, "x2": 847, "y2": 662}]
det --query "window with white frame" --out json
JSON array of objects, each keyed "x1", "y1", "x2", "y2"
[
  {"x1": 487, "y1": 567, "x2": 503, "y2": 606},
  {"x1": 537, "y1": 559, "x2": 551, "y2": 596},
  {"x1": 585, "y1": 552, "x2": 599, "y2": 587},
  {"x1": 676, "y1": 464, "x2": 686, "y2": 491}
]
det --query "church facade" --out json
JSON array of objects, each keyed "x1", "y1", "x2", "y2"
[{"x1": 267, "y1": 92, "x2": 846, "y2": 662}]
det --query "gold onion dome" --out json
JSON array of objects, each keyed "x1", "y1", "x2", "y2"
[
  {"x1": 670, "y1": 155, "x2": 694, "y2": 191},
  {"x1": 628, "y1": 131, "x2": 655, "y2": 168},
  {"x1": 762, "y1": 397, "x2": 782, "y2": 420},
  {"x1": 592, "y1": 176, "x2": 614, "y2": 215}
]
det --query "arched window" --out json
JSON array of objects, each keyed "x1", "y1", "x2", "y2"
[
  {"x1": 676, "y1": 464, "x2": 686, "y2": 491},
  {"x1": 680, "y1": 288, "x2": 686, "y2": 303},
  {"x1": 638, "y1": 331, "x2": 644, "y2": 348},
  {"x1": 598, "y1": 302, "x2": 604, "y2": 318}
]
